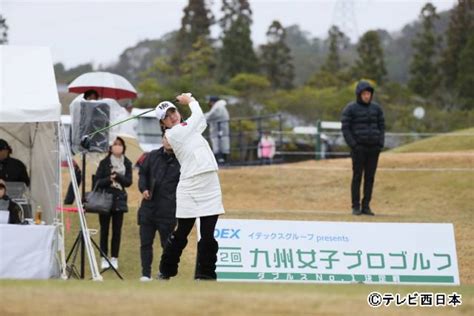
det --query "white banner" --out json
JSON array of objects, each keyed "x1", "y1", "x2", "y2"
[{"x1": 214, "y1": 219, "x2": 459, "y2": 285}]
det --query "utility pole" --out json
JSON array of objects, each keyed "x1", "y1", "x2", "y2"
[{"x1": 332, "y1": 0, "x2": 359, "y2": 42}]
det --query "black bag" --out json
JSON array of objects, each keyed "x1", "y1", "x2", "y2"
[{"x1": 84, "y1": 185, "x2": 113, "y2": 214}]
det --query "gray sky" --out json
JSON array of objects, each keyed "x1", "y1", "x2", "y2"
[{"x1": 2, "y1": 0, "x2": 457, "y2": 68}]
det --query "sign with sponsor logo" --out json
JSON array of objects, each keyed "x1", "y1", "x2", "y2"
[{"x1": 214, "y1": 219, "x2": 459, "y2": 285}]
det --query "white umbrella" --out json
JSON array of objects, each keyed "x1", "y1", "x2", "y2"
[{"x1": 68, "y1": 71, "x2": 137, "y2": 100}]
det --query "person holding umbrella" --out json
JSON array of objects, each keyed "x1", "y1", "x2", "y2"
[{"x1": 156, "y1": 93, "x2": 225, "y2": 280}]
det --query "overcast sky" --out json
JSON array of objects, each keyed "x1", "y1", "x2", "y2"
[{"x1": 2, "y1": 0, "x2": 457, "y2": 68}]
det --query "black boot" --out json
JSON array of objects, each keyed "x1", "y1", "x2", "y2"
[
  {"x1": 361, "y1": 206, "x2": 375, "y2": 216},
  {"x1": 195, "y1": 239, "x2": 219, "y2": 280},
  {"x1": 159, "y1": 233, "x2": 188, "y2": 278},
  {"x1": 352, "y1": 207, "x2": 362, "y2": 215}
]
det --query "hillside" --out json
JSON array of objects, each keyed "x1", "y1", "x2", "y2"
[{"x1": 392, "y1": 127, "x2": 474, "y2": 153}]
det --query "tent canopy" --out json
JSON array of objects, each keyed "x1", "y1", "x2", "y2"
[
  {"x1": 0, "y1": 46, "x2": 61, "y2": 224},
  {"x1": 0, "y1": 46, "x2": 60, "y2": 122}
]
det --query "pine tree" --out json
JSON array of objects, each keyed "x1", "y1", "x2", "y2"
[
  {"x1": 0, "y1": 14, "x2": 8, "y2": 44},
  {"x1": 173, "y1": 0, "x2": 214, "y2": 67},
  {"x1": 180, "y1": 36, "x2": 217, "y2": 86},
  {"x1": 218, "y1": 0, "x2": 259, "y2": 82},
  {"x1": 260, "y1": 20, "x2": 294, "y2": 89},
  {"x1": 220, "y1": 0, "x2": 252, "y2": 31},
  {"x1": 440, "y1": 0, "x2": 474, "y2": 90},
  {"x1": 322, "y1": 26, "x2": 346, "y2": 73},
  {"x1": 408, "y1": 3, "x2": 441, "y2": 97},
  {"x1": 353, "y1": 30, "x2": 387, "y2": 84}
]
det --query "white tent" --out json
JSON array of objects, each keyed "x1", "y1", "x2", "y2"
[{"x1": 0, "y1": 46, "x2": 61, "y2": 224}]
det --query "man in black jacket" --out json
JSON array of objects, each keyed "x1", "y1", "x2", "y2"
[
  {"x1": 341, "y1": 81, "x2": 385, "y2": 216},
  {"x1": 0, "y1": 182, "x2": 21, "y2": 224},
  {"x1": 137, "y1": 146, "x2": 180, "y2": 281},
  {"x1": 0, "y1": 139, "x2": 30, "y2": 187}
]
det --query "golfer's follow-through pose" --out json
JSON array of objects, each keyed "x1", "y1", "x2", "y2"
[{"x1": 156, "y1": 93, "x2": 225, "y2": 280}]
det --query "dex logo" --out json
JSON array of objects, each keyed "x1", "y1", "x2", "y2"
[{"x1": 214, "y1": 228, "x2": 241, "y2": 239}]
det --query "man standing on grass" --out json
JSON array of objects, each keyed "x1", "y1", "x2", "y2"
[{"x1": 341, "y1": 81, "x2": 385, "y2": 216}]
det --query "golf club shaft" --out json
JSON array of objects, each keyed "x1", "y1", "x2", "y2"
[{"x1": 86, "y1": 108, "x2": 155, "y2": 138}]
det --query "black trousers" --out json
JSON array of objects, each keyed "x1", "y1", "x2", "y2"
[
  {"x1": 64, "y1": 166, "x2": 82, "y2": 204},
  {"x1": 215, "y1": 153, "x2": 228, "y2": 164},
  {"x1": 99, "y1": 212, "x2": 124, "y2": 258},
  {"x1": 139, "y1": 220, "x2": 176, "y2": 278},
  {"x1": 160, "y1": 215, "x2": 219, "y2": 279},
  {"x1": 351, "y1": 146, "x2": 380, "y2": 209}
]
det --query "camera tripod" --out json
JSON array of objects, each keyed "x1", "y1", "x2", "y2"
[{"x1": 66, "y1": 226, "x2": 123, "y2": 280}]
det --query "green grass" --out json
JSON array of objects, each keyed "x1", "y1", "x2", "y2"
[
  {"x1": 1, "y1": 279, "x2": 473, "y2": 315},
  {"x1": 1, "y1": 141, "x2": 473, "y2": 315},
  {"x1": 391, "y1": 127, "x2": 474, "y2": 153}
]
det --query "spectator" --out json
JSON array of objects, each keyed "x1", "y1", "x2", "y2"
[
  {"x1": 94, "y1": 137, "x2": 133, "y2": 270},
  {"x1": 0, "y1": 139, "x2": 30, "y2": 187},
  {"x1": 0, "y1": 182, "x2": 22, "y2": 224},
  {"x1": 341, "y1": 81, "x2": 385, "y2": 216},
  {"x1": 257, "y1": 132, "x2": 276, "y2": 165},
  {"x1": 63, "y1": 159, "x2": 82, "y2": 204},
  {"x1": 83, "y1": 89, "x2": 99, "y2": 101},
  {"x1": 137, "y1": 141, "x2": 180, "y2": 281},
  {"x1": 204, "y1": 96, "x2": 230, "y2": 164}
]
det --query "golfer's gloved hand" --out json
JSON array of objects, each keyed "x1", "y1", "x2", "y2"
[{"x1": 176, "y1": 93, "x2": 194, "y2": 105}]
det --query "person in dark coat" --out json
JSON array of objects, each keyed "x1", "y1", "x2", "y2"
[
  {"x1": 63, "y1": 160, "x2": 82, "y2": 204},
  {"x1": 341, "y1": 81, "x2": 385, "y2": 216},
  {"x1": 137, "y1": 136, "x2": 181, "y2": 281},
  {"x1": 0, "y1": 182, "x2": 22, "y2": 224},
  {"x1": 94, "y1": 137, "x2": 133, "y2": 270},
  {"x1": 0, "y1": 139, "x2": 30, "y2": 187}
]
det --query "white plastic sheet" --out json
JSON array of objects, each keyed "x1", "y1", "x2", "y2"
[{"x1": 69, "y1": 95, "x2": 129, "y2": 153}]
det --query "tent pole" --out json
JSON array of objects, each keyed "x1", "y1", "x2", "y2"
[
  {"x1": 57, "y1": 122, "x2": 68, "y2": 279},
  {"x1": 60, "y1": 124, "x2": 102, "y2": 281}
]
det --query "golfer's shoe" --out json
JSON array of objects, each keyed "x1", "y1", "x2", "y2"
[
  {"x1": 361, "y1": 208, "x2": 375, "y2": 216},
  {"x1": 139, "y1": 276, "x2": 153, "y2": 282},
  {"x1": 101, "y1": 257, "x2": 110, "y2": 270},
  {"x1": 195, "y1": 276, "x2": 217, "y2": 281},
  {"x1": 157, "y1": 273, "x2": 170, "y2": 281},
  {"x1": 352, "y1": 208, "x2": 362, "y2": 215}
]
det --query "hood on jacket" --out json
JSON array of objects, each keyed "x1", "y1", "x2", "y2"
[{"x1": 355, "y1": 81, "x2": 375, "y2": 105}]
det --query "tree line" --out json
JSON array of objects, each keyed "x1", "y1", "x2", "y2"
[{"x1": 2, "y1": 0, "x2": 472, "y2": 132}]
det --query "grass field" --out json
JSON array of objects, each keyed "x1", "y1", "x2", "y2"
[
  {"x1": 1, "y1": 132, "x2": 473, "y2": 315},
  {"x1": 391, "y1": 127, "x2": 474, "y2": 153}
]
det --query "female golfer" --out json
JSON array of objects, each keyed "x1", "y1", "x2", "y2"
[{"x1": 156, "y1": 93, "x2": 225, "y2": 280}]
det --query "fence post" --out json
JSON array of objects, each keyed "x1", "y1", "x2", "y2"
[
  {"x1": 238, "y1": 119, "x2": 243, "y2": 163},
  {"x1": 315, "y1": 120, "x2": 322, "y2": 160},
  {"x1": 278, "y1": 113, "x2": 283, "y2": 157}
]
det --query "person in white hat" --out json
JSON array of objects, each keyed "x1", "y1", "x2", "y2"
[{"x1": 155, "y1": 93, "x2": 225, "y2": 280}]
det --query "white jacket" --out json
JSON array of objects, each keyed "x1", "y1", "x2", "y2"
[{"x1": 166, "y1": 100, "x2": 218, "y2": 179}]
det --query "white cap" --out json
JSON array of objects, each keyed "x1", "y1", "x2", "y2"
[{"x1": 155, "y1": 101, "x2": 177, "y2": 120}]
